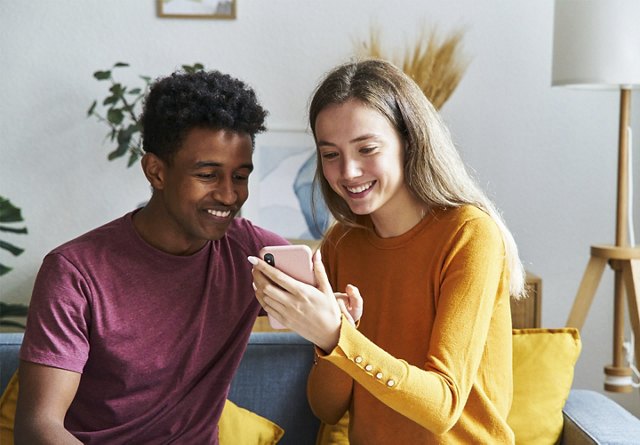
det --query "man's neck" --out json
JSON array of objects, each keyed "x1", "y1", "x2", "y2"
[{"x1": 132, "y1": 200, "x2": 208, "y2": 256}]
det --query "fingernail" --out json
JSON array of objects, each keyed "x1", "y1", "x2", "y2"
[
  {"x1": 252, "y1": 282, "x2": 257, "y2": 291},
  {"x1": 247, "y1": 256, "x2": 258, "y2": 265}
]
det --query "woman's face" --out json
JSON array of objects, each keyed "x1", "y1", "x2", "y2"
[{"x1": 315, "y1": 99, "x2": 416, "y2": 226}]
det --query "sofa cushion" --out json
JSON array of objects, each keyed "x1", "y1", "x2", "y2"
[
  {"x1": 508, "y1": 328, "x2": 581, "y2": 445},
  {"x1": 0, "y1": 372, "x2": 283, "y2": 444},
  {"x1": 0, "y1": 371, "x2": 18, "y2": 445},
  {"x1": 219, "y1": 399, "x2": 284, "y2": 444}
]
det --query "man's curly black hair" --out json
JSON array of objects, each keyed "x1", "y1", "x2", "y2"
[{"x1": 141, "y1": 70, "x2": 268, "y2": 162}]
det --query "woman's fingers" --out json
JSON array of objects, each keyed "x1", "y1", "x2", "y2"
[
  {"x1": 312, "y1": 249, "x2": 333, "y2": 296},
  {"x1": 345, "y1": 284, "x2": 364, "y2": 322},
  {"x1": 336, "y1": 297, "x2": 356, "y2": 326},
  {"x1": 335, "y1": 285, "x2": 363, "y2": 325}
]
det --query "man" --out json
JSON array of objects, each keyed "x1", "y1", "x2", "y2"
[{"x1": 15, "y1": 70, "x2": 287, "y2": 444}]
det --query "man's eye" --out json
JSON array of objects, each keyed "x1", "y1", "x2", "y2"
[
  {"x1": 197, "y1": 173, "x2": 217, "y2": 179},
  {"x1": 233, "y1": 174, "x2": 249, "y2": 182}
]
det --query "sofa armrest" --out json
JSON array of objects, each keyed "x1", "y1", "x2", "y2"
[
  {"x1": 561, "y1": 389, "x2": 640, "y2": 444},
  {"x1": 0, "y1": 332, "x2": 23, "y2": 394}
]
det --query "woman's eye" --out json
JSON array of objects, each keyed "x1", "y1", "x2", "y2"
[
  {"x1": 360, "y1": 146, "x2": 377, "y2": 154},
  {"x1": 321, "y1": 152, "x2": 338, "y2": 160}
]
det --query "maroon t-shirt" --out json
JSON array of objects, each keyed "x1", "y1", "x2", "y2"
[{"x1": 20, "y1": 212, "x2": 286, "y2": 444}]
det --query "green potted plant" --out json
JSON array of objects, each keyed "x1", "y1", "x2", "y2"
[
  {"x1": 0, "y1": 196, "x2": 29, "y2": 329},
  {"x1": 87, "y1": 62, "x2": 205, "y2": 166}
]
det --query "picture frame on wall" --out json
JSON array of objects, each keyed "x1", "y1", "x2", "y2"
[
  {"x1": 157, "y1": 0, "x2": 236, "y2": 19},
  {"x1": 242, "y1": 129, "x2": 332, "y2": 240}
]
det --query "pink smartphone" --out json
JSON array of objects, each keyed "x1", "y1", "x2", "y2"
[{"x1": 258, "y1": 244, "x2": 316, "y2": 329}]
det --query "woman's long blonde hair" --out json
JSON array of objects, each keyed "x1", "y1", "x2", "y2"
[{"x1": 309, "y1": 59, "x2": 526, "y2": 298}]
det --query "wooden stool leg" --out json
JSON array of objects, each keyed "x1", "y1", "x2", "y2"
[
  {"x1": 567, "y1": 256, "x2": 608, "y2": 329},
  {"x1": 623, "y1": 259, "x2": 640, "y2": 373}
]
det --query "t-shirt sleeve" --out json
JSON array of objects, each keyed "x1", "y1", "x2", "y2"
[
  {"x1": 20, "y1": 252, "x2": 92, "y2": 373},
  {"x1": 253, "y1": 225, "x2": 290, "y2": 251}
]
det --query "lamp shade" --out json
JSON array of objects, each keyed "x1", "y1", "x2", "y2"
[{"x1": 552, "y1": 0, "x2": 640, "y2": 89}]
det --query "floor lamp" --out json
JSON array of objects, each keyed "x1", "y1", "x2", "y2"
[{"x1": 552, "y1": 0, "x2": 640, "y2": 393}]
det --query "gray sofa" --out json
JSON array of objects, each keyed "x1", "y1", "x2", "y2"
[{"x1": 2, "y1": 331, "x2": 640, "y2": 444}]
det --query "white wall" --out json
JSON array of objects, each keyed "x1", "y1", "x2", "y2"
[{"x1": 2, "y1": 0, "x2": 639, "y2": 415}]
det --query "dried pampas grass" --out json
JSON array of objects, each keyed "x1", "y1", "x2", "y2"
[{"x1": 355, "y1": 25, "x2": 469, "y2": 110}]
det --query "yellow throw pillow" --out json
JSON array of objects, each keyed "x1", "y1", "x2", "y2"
[
  {"x1": 219, "y1": 399, "x2": 284, "y2": 444},
  {"x1": 315, "y1": 411, "x2": 350, "y2": 445},
  {"x1": 0, "y1": 371, "x2": 18, "y2": 445},
  {"x1": 508, "y1": 328, "x2": 581, "y2": 445},
  {"x1": 0, "y1": 372, "x2": 283, "y2": 445}
]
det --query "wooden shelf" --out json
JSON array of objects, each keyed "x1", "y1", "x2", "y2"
[{"x1": 511, "y1": 272, "x2": 542, "y2": 329}]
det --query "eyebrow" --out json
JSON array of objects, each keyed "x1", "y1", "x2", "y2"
[
  {"x1": 316, "y1": 133, "x2": 382, "y2": 148},
  {"x1": 193, "y1": 161, "x2": 254, "y2": 172}
]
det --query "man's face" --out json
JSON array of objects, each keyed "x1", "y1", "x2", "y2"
[{"x1": 152, "y1": 127, "x2": 253, "y2": 252}]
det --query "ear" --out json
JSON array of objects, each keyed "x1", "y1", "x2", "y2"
[{"x1": 141, "y1": 153, "x2": 166, "y2": 191}]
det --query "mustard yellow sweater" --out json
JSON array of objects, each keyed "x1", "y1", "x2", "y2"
[{"x1": 307, "y1": 206, "x2": 514, "y2": 444}]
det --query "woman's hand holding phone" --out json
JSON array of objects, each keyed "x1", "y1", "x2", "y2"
[
  {"x1": 256, "y1": 245, "x2": 316, "y2": 329},
  {"x1": 249, "y1": 247, "x2": 362, "y2": 352}
]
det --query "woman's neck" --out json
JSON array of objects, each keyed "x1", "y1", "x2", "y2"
[{"x1": 370, "y1": 197, "x2": 429, "y2": 238}]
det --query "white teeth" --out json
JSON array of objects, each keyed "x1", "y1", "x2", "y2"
[
  {"x1": 346, "y1": 181, "x2": 373, "y2": 194},
  {"x1": 207, "y1": 209, "x2": 231, "y2": 218}
]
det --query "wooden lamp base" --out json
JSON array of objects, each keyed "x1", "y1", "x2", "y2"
[{"x1": 566, "y1": 244, "x2": 640, "y2": 392}]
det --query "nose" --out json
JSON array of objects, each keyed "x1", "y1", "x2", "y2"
[
  {"x1": 341, "y1": 157, "x2": 362, "y2": 180},
  {"x1": 213, "y1": 178, "x2": 237, "y2": 206}
]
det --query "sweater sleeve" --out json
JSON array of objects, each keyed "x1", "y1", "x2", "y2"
[
  {"x1": 307, "y1": 341, "x2": 354, "y2": 424},
  {"x1": 315, "y1": 217, "x2": 508, "y2": 434}
]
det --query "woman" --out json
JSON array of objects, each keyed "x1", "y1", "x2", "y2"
[{"x1": 249, "y1": 59, "x2": 525, "y2": 444}]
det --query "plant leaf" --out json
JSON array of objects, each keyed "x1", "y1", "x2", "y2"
[
  {"x1": 128, "y1": 88, "x2": 141, "y2": 95},
  {"x1": 0, "y1": 240, "x2": 24, "y2": 257},
  {"x1": 0, "y1": 302, "x2": 30, "y2": 316},
  {"x1": 103, "y1": 95, "x2": 119, "y2": 106},
  {"x1": 109, "y1": 83, "x2": 125, "y2": 97},
  {"x1": 93, "y1": 70, "x2": 111, "y2": 80},
  {"x1": 0, "y1": 226, "x2": 28, "y2": 234},
  {"x1": 114, "y1": 62, "x2": 129, "y2": 68},
  {"x1": 0, "y1": 319, "x2": 27, "y2": 328},
  {"x1": 182, "y1": 63, "x2": 205, "y2": 74},
  {"x1": 0, "y1": 197, "x2": 23, "y2": 223},
  {"x1": 87, "y1": 100, "x2": 97, "y2": 117},
  {"x1": 108, "y1": 141, "x2": 130, "y2": 160},
  {"x1": 117, "y1": 124, "x2": 135, "y2": 142},
  {"x1": 0, "y1": 264, "x2": 11, "y2": 276},
  {"x1": 127, "y1": 150, "x2": 140, "y2": 167},
  {"x1": 107, "y1": 109, "x2": 124, "y2": 125}
]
